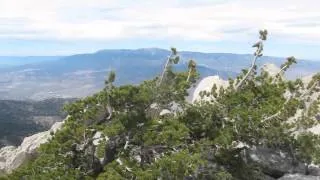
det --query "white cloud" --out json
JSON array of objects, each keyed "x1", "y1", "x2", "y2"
[{"x1": 0, "y1": 0, "x2": 319, "y2": 43}]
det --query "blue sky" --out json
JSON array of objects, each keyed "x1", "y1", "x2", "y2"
[{"x1": 0, "y1": 0, "x2": 319, "y2": 60}]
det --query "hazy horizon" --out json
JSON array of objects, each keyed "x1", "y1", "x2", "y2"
[{"x1": 0, "y1": 47, "x2": 319, "y2": 65}]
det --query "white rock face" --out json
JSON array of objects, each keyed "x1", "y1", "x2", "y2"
[
  {"x1": 92, "y1": 131, "x2": 109, "y2": 146},
  {"x1": 188, "y1": 63, "x2": 282, "y2": 104},
  {"x1": 188, "y1": 65, "x2": 320, "y2": 136},
  {"x1": 300, "y1": 74, "x2": 320, "y2": 135},
  {"x1": 308, "y1": 125, "x2": 320, "y2": 135},
  {"x1": 0, "y1": 121, "x2": 64, "y2": 174},
  {"x1": 302, "y1": 74, "x2": 315, "y2": 86},
  {"x1": 190, "y1": 75, "x2": 229, "y2": 103},
  {"x1": 159, "y1": 109, "x2": 172, "y2": 116},
  {"x1": 92, "y1": 131, "x2": 103, "y2": 146}
]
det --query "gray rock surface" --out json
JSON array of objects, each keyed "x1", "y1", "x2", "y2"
[
  {"x1": 308, "y1": 164, "x2": 320, "y2": 176},
  {"x1": 0, "y1": 121, "x2": 64, "y2": 174},
  {"x1": 243, "y1": 147, "x2": 306, "y2": 178},
  {"x1": 278, "y1": 174, "x2": 320, "y2": 180}
]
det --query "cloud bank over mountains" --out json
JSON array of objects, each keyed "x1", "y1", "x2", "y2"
[
  {"x1": 0, "y1": 0, "x2": 319, "y2": 41},
  {"x1": 0, "y1": 0, "x2": 319, "y2": 58}
]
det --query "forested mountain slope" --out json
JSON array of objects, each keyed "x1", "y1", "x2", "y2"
[{"x1": 0, "y1": 98, "x2": 75, "y2": 148}]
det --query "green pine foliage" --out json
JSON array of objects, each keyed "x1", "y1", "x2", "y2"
[{"x1": 5, "y1": 33, "x2": 320, "y2": 180}]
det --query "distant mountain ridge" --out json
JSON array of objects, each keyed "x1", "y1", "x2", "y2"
[
  {"x1": 0, "y1": 56, "x2": 63, "y2": 67},
  {"x1": 0, "y1": 48, "x2": 319, "y2": 100}
]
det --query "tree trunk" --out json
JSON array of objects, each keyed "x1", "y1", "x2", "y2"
[
  {"x1": 235, "y1": 43, "x2": 262, "y2": 90},
  {"x1": 272, "y1": 64, "x2": 288, "y2": 83},
  {"x1": 262, "y1": 93, "x2": 294, "y2": 122},
  {"x1": 235, "y1": 55, "x2": 259, "y2": 90},
  {"x1": 276, "y1": 64, "x2": 288, "y2": 77},
  {"x1": 186, "y1": 69, "x2": 192, "y2": 82},
  {"x1": 159, "y1": 56, "x2": 170, "y2": 86},
  {"x1": 106, "y1": 104, "x2": 112, "y2": 120}
]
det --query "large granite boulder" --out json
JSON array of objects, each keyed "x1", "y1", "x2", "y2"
[
  {"x1": 188, "y1": 75, "x2": 229, "y2": 103},
  {"x1": 243, "y1": 147, "x2": 306, "y2": 178},
  {"x1": 0, "y1": 121, "x2": 64, "y2": 174},
  {"x1": 308, "y1": 164, "x2": 320, "y2": 176}
]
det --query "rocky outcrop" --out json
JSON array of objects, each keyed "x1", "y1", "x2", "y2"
[
  {"x1": 308, "y1": 164, "x2": 320, "y2": 176},
  {"x1": 0, "y1": 121, "x2": 64, "y2": 174},
  {"x1": 242, "y1": 147, "x2": 306, "y2": 178},
  {"x1": 186, "y1": 66, "x2": 320, "y2": 179},
  {"x1": 238, "y1": 146, "x2": 320, "y2": 179},
  {"x1": 188, "y1": 64, "x2": 282, "y2": 103},
  {"x1": 189, "y1": 75, "x2": 229, "y2": 103},
  {"x1": 278, "y1": 174, "x2": 320, "y2": 180}
]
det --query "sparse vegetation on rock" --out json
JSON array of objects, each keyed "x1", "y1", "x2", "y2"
[{"x1": 2, "y1": 30, "x2": 320, "y2": 180}]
